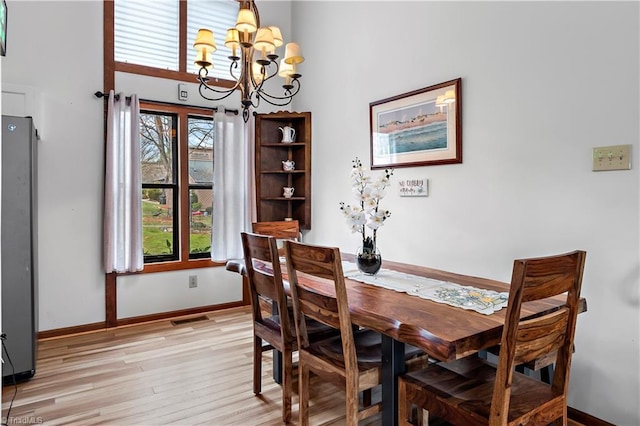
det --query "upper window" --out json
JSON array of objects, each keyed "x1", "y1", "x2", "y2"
[
  {"x1": 112, "y1": 0, "x2": 238, "y2": 82},
  {"x1": 115, "y1": 1, "x2": 180, "y2": 70}
]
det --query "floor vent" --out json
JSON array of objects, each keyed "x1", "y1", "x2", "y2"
[{"x1": 171, "y1": 315, "x2": 209, "y2": 326}]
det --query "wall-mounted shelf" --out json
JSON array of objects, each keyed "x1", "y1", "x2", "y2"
[{"x1": 255, "y1": 111, "x2": 312, "y2": 229}]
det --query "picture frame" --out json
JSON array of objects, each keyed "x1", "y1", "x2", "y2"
[{"x1": 369, "y1": 78, "x2": 462, "y2": 169}]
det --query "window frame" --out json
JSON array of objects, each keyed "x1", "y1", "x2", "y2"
[{"x1": 139, "y1": 101, "x2": 222, "y2": 273}]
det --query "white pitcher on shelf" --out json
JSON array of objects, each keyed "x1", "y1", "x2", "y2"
[
  {"x1": 282, "y1": 160, "x2": 295, "y2": 171},
  {"x1": 283, "y1": 187, "x2": 295, "y2": 198},
  {"x1": 279, "y1": 126, "x2": 296, "y2": 143}
]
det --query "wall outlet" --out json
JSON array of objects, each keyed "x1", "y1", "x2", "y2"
[{"x1": 189, "y1": 275, "x2": 197, "y2": 288}]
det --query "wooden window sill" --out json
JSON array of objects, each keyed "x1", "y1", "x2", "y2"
[{"x1": 117, "y1": 258, "x2": 226, "y2": 276}]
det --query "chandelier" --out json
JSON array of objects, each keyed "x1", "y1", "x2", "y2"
[{"x1": 193, "y1": 0, "x2": 305, "y2": 122}]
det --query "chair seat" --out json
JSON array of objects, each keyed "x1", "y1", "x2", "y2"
[
  {"x1": 401, "y1": 356, "x2": 561, "y2": 424},
  {"x1": 263, "y1": 314, "x2": 339, "y2": 344},
  {"x1": 311, "y1": 329, "x2": 426, "y2": 368}
]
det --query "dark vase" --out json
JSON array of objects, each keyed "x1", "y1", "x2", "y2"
[{"x1": 356, "y1": 246, "x2": 382, "y2": 275}]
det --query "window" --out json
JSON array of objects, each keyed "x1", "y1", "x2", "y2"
[
  {"x1": 140, "y1": 102, "x2": 216, "y2": 268},
  {"x1": 104, "y1": 0, "x2": 230, "y2": 272},
  {"x1": 111, "y1": 0, "x2": 238, "y2": 84}
]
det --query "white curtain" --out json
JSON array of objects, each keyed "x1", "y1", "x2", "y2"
[
  {"x1": 104, "y1": 90, "x2": 143, "y2": 273},
  {"x1": 211, "y1": 110, "x2": 254, "y2": 262}
]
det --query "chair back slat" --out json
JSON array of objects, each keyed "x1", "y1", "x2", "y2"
[
  {"x1": 513, "y1": 307, "x2": 569, "y2": 365},
  {"x1": 252, "y1": 220, "x2": 300, "y2": 240},
  {"x1": 295, "y1": 285, "x2": 341, "y2": 329},
  {"x1": 251, "y1": 269, "x2": 279, "y2": 303},
  {"x1": 521, "y1": 254, "x2": 581, "y2": 302}
]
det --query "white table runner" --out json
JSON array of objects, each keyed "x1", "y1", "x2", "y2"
[{"x1": 342, "y1": 262, "x2": 508, "y2": 315}]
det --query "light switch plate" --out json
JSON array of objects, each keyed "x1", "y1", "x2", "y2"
[
  {"x1": 178, "y1": 83, "x2": 188, "y2": 101},
  {"x1": 592, "y1": 144, "x2": 631, "y2": 171}
]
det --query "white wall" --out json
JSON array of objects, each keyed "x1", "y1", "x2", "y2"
[
  {"x1": 1, "y1": 0, "x2": 638, "y2": 423},
  {"x1": 2, "y1": 1, "x2": 106, "y2": 330},
  {"x1": 291, "y1": 1, "x2": 639, "y2": 424}
]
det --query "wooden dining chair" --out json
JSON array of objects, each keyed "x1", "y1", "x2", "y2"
[
  {"x1": 284, "y1": 240, "x2": 427, "y2": 426},
  {"x1": 398, "y1": 250, "x2": 586, "y2": 426},
  {"x1": 240, "y1": 232, "x2": 337, "y2": 423}
]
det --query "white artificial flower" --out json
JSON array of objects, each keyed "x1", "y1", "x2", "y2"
[
  {"x1": 349, "y1": 209, "x2": 366, "y2": 225},
  {"x1": 366, "y1": 210, "x2": 387, "y2": 230},
  {"x1": 369, "y1": 185, "x2": 386, "y2": 200},
  {"x1": 362, "y1": 196, "x2": 377, "y2": 212}
]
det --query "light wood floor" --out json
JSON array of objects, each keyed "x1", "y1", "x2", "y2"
[
  {"x1": 1, "y1": 306, "x2": 384, "y2": 425},
  {"x1": 2, "y1": 306, "x2": 587, "y2": 426}
]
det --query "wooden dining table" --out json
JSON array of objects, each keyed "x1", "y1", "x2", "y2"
[{"x1": 228, "y1": 253, "x2": 587, "y2": 426}]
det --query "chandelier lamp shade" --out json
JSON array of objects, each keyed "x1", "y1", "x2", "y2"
[{"x1": 193, "y1": 0, "x2": 305, "y2": 122}]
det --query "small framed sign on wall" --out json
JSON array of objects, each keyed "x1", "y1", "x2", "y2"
[
  {"x1": 370, "y1": 78, "x2": 462, "y2": 169},
  {"x1": 398, "y1": 178, "x2": 428, "y2": 197}
]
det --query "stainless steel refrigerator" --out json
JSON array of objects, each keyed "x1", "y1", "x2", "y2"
[{"x1": 1, "y1": 115, "x2": 38, "y2": 382}]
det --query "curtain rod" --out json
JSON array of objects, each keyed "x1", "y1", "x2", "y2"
[{"x1": 94, "y1": 91, "x2": 238, "y2": 115}]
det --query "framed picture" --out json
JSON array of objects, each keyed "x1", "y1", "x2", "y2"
[{"x1": 369, "y1": 78, "x2": 462, "y2": 169}]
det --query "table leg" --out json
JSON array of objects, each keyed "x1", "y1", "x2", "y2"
[
  {"x1": 271, "y1": 300, "x2": 283, "y2": 385},
  {"x1": 540, "y1": 364, "x2": 554, "y2": 384},
  {"x1": 382, "y1": 335, "x2": 405, "y2": 426},
  {"x1": 273, "y1": 350, "x2": 283, "y2": 385}
]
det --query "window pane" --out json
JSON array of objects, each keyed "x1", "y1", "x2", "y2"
[
  {"x1": 187, "y1": 0, "x2": 238, "y2": 79},
  {"x1": 190, "y1": 188, "x2": 212, "y2": 256},
  {"x1": 115, "y1": 0, "x2": 179, "y2": 70},
  {"x1": 142, "y1": 188, "x2": 175, "y2": 257},
  {"x1": 188, "y1": 116, "x2": 213, "y2": 257},
  {"x1": 140, "y1": 112, "x2": 175, "y2": 184},
  {"x1": 188, "y1": 116, "x2": 214, "y2": 184}
]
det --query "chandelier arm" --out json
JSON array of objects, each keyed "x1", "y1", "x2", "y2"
[
  {"x1": 259, "y1": 60, "x2": 280, "y2": 83},
  {"x1": 254, "y1": 94, "x2": 293, "y2": 108},
  {"x1": 246, "y1": 87, "x2": 262, "y2": 109},
  {"x1": 197, "y1": 67, "x2": 242, "y2": 96},
  {"x1": 198, "y1": 81, "x2": 239, "y2": 96},
  {"x1": 253, "y1": 79, "x2": 301, "y2": 104},
  {"x1": 198, "y1": 83, "x2": 239, "y2": 102},
  {"x1": 228, "y1": 60, "x2": 242, "y2": 82}
]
